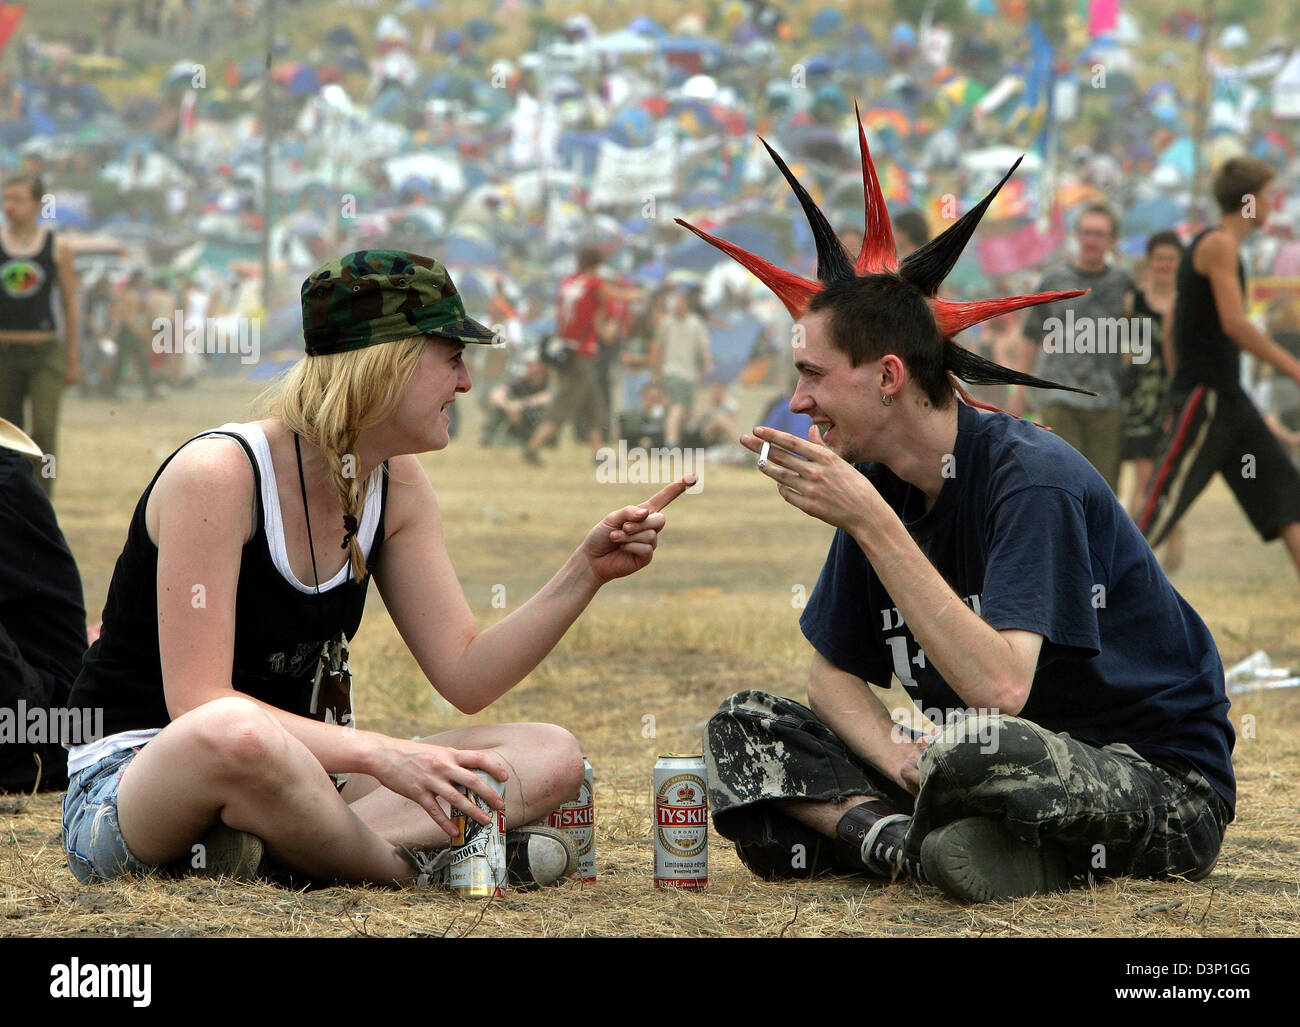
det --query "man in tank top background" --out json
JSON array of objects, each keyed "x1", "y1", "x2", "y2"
[
  {"x1": 1137, "y1": 157, "x2": 1300, "y2": 582},
  {"x1": 0, "y1": 172, "x2": 81, "y2": 498}
]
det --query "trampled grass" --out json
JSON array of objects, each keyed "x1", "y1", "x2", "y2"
[{"x1": 3, "y1": 377, "x2": 1298, "y2": 937}]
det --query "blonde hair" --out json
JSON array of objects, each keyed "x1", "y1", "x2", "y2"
[{"x1": 254, "y1": 335, "x2": 427, "y2": 583}]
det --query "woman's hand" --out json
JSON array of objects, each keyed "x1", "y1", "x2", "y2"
[
  {"x1": 581, "y1": 475, "x2": 696, "y2": 585},
  {"x1": 368, "y1": 737, "x2": 509, "y2": 837}
]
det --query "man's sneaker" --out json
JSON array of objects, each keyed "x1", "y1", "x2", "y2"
[
  {"x1": 860, "y1": 811, "x2": 929, "y2": 884},
  {"x1": 190, "y1": 823, "x2": 265, "y2": 881},
  {"x1": 505, "y1": 825, "x2": 578, "y2": 890},
  {"x1": 835, "y1": 800, "x2": 928, "y2": 883},
  {"x1": 920, "y1": 816, "x2": 1073, "y2": 902},
  {"x1": 522, "y1": 448, "x2": 543, "y2": 466}
]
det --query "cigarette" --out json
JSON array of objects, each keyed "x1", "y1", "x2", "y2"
[{"x1": 757, "y1": 440, "x2": 770, "y2": 471}]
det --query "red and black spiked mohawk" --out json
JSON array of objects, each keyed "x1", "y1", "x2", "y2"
[{"x1": 674, "y1": 103, "x2": 1094, "y2": 412}]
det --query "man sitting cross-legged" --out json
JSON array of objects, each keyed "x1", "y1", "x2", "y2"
[
  {"x1": 680, "y1": 112, "x2": 1235, "y2": 902},
  {"x1": 706, "y1": 278, "x2": 1234, "y2": 902}
]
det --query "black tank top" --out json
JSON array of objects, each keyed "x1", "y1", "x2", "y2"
[
  {"x1": 68, "y1": 427, "x2": 389, "y2": 738},
  {"x1": 1172, "y1": 228, "x2": 1245, "y2": 393},
  {"x1": 0, "y1": 229, "x2": 59, "y2": 333}
]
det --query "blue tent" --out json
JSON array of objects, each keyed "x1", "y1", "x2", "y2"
[
  {"x1": 1124, "y1": 195, "x2": 1186, "y2": 236},
  {"x1": 661, "y1": 36, "x2": 724, "y2": 57},
  {"x1": 759, "y1": 395, "x2": 813, "y2": 439},
  {"x1": 442, "y1": 234, "x2": 500, "y2": 265},
  {"x1": 810, "y1": 8, "x2": 845, "y2": 38},
  {"x1": 287, "y1": 66, "x2": 321, "y2": 97},
  {"x1": 627, "y1": 15, "x2": 665, "y2": 39},
  {"x1": 801, "y1": 54, "x2": 835, "y2": 78},
  {"x1": 709, "y1": 314, "x2": 765, "y2": 384},
  {"x1": 463, "y1": 17, "x2": 496, "y2": 42},
  {"x1": 630, "y1": 260, "x2": 667, "y2": 283},
  {"x1": 666, "y1": 226, "x2": 782, "y2": 273},
  {"x1": 610, "y1": 107, "x2": 652, "y2": 147},
  {"x1": 1157, "y1": 137, "x2": 1195, "y2": 177},
  {"x1": 831, "y1": 43, "x2": 888, "y2": 76},
  {"x1": 556, "y1": 131, "x2": 605, "y2": 177}
]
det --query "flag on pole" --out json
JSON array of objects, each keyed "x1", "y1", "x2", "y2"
[{"x1": 0, "y1": 3, "x2": 25, "y2": 53}]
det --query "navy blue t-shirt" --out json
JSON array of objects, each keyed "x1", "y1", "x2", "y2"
[{"x1": 799, "y1": 402, "x2": 1236, "y2": 814}]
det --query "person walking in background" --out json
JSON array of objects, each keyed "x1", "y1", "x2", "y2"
[
  {"x1": 657, "y1": 285, "x2": 714, "y2": 448},
  {"x1": 523, "y1": 246, "x2": 641, "y2": 464},
  {"x1": 1121, "y1": 231, "x2": 1183, "y2": 568},
  {"x1": 1015, "y1": 204, "x2": 1135, "y2": 493},
  {"x1": 0, "y1": 172, "x2": 80, "y2": 497},
  {"x1": 106, "y1": 269, "x2": 160, "y2": 402},
  {"x1": 1138, "y1": 157, "x2": 1300, "y2": 582}
]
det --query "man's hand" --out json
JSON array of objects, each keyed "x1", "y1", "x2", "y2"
[
  {"x1": 580, "y1": 475, "x2": 696, "y2": 584},
  {"x1": 898, "y1": 733, "x2": 935, "y2": 795},
  {"x1": 742, "y1": 425, "x2": 883, "y2": 535}
]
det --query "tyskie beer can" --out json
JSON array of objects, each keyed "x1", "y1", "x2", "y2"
[
  {"x1": 653, "y1": 753, "x2": 707, "y2": 889},
  {"x1": 448, "y1": 771, "x2": 507, "y2": 898},
  {"x1": 548, "y1": 756, "x2": 595, "y2": 882}
]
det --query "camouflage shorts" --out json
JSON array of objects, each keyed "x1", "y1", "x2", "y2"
[{"x1": 704, "y1": 690, "x2": 1231, "y2": 883}]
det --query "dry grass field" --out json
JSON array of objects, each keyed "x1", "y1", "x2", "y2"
[{"x1": 3, "y1": 375, "x2": 1298, "y2": 938}]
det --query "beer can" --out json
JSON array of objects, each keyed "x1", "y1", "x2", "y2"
[
  {"x1": 448, "y1": 771, "x2": 507, "y2": 898},
  {"x1": 653, "y1": 753, "x2": 707, "y2": 889},
  {"x1": 548, "y1": 756, "x2": 595, "y2": 882}
]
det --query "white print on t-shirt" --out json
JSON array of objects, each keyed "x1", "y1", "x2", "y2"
[
  {"x1": 268, "y1": 640, "x2": 323, "y2": 676},
  {"x1": 881, "y1": 593, "x2": 982, "y2": 690}
]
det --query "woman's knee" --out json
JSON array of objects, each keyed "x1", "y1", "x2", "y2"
[
  {"x1": 173, "y1": 697, "x2": 289, "y2": 782},
  {"x1": 530, "y1": 722, "x2": 584, "y2": 798}
]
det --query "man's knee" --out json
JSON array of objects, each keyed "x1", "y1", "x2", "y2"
[{"x1": 920, "y1": 714, "x2": 1057, "y2": 793}]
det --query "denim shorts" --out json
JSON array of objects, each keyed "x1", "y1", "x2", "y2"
[{"x1": 61, "y1": 747, "x2": 157, "y2": 884}]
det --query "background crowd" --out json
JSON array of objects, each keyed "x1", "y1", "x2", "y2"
[{"x1": 3, "y1": 0, "x2": 1300, "y2": 487}]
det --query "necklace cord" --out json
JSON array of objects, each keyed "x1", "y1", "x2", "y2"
[{"x1": 294, "y1": 431, "x2": 322, "y2": 597}]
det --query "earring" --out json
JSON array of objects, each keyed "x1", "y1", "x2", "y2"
[{"x1": 881, "y1": 394, "x2": 893, "y2": 407}]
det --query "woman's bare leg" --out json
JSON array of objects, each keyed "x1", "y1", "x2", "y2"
[
  {"x1": 341, "y1": 722, "x2": 584, "y2": 847},
  {"x1": 116, "y1": 697, "x2": 412, "y2": 884}
]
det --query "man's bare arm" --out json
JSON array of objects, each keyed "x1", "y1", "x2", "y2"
[
  {"x1": 1199, "y1": 232, "x2": 1300, "y2": 382},
  {"x1": 806, "y1": 649, "x2": 921, "y2": 793}
]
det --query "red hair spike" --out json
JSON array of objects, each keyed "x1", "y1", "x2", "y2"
[
  {"x1": 673, "y1": 217, "x2": 822, "y2": 319},
  {"x1": 853, "y1": 101, "x2": 899, "y2": 275},
  {"x1": 930, "y1": 289, "x2": 1087, "y2": 337}
]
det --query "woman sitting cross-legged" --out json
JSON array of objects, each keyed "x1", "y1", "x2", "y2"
[{"x1": 61, "y1": 250, "x2": 694, "y2": 889}]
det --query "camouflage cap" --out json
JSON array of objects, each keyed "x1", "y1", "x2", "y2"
[{"x1": 301, "y1": 249, "x2": 496, "y2": 356}]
